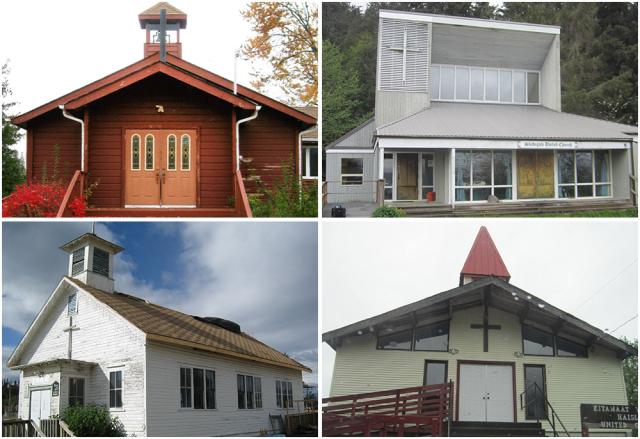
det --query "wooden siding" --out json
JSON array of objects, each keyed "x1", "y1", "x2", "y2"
[
  {"x1": 239, "y1": 107, "x2": 300, "y2": 193},
  {"x1": 145, "y1": 341, "x2": 304, "y2": 437},
  {"x1": 330, "y1": 305, "x2": 629, "y2": 435},
  {"x1": 326, "y1": 152, "x2": 377, "y2": 203},
  {"x1": 29, "y1": 112, "x2": 81, "y2": 184},
  {"x1": 17, "y1": 282, "x2": 147, "y2": 436}
]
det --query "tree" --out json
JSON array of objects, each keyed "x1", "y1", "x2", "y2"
[
  {"x1": 241, "y1": 2, "x2": 318, "y2": 105},
  {"x1": 2, "y1": 61, "x2": 26, "y2": 196},
  {"x1": 621, "y1": 337, "x2": 638, "y2": 408}
]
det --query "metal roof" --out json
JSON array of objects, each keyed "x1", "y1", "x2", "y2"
[
  {"x1": 326, "y1": 117, "x2": 376, "y2": 149},
  {"x1": 377, "y1": 102, "x2": 637, "y2": 140},
  {"x1": 460, "y1": 226, "x2": 510, "y2": 284}
]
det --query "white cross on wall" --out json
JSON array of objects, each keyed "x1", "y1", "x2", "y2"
[
  {"x1": 389, "y1": 26, "x2": 420, "y2": 82},
  {"x1": 63, "y1": 316, "x2": 80, "y2": 360}
]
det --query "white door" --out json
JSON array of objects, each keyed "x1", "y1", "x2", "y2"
[
  {"x1": 459, "y1": 364, "x2": 514, "y2": 422},
  {"x1": 29, "y1": 389, "x2": 51, "y2": 426}
]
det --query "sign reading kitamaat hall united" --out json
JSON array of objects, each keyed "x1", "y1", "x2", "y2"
[
  {"x1": 580, "y1": 404, "x2": 638, "y2": 429},
  {"x1": 518, "y1": 140, "x2": 577, "y2": 149}
]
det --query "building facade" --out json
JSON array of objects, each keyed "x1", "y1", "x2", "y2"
[{"x1": 325, "y1": 10, "x2": 637, "y2": 211}]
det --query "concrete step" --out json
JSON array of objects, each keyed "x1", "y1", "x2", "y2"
[{"x1": 451, "y1": 421, "x2": 545, "y2": 437}]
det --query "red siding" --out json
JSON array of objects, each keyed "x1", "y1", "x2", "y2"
[{"x1": 29, "y1": 112, "x2": 81, "y2": 184}]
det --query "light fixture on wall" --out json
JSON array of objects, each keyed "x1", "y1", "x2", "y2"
[
  {"x1": 514, "y1": 351, "x2": 524, "y2": 358},
  {"x1": 448, "y1": 348, "x2": 459, "y2": 355}
]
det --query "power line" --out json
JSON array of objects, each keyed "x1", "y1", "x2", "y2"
[
  {"x1": 574, "y1": 258, "x2": 638, "y2": 312},
  {"x1": 609, "y1": 314, "x2": 638, "y2": 334}
]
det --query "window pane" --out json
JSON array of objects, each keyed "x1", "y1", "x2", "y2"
[
  {"x1": 287, "y1": 382, "x2": 293, "y2": 408},
  {"x1": 168, "y1": 136, "x2": 176, "y2": 170},
  {"x1": 576, "y1": 152, "x2": 593, "y2": 183},
  {"x1": 255, "y1": 377, "x2": 262, "y2": 409},
  {"x1": 414, "y1": 322, "x2": 448, "y2": 351},
  {"x1": 341, "y1": 158, "x2": 363, "y2": 174},
  {"x1": 384, "y1": 154, "x2": 393, "y2": 186},
  {"x1": 424, "y1": 362, "x2": 447, "y2": 385},
  {"x1": 485, "y1": 69, "x2": 498, "y2": 101},
  {"x1": 523, "y1": 326, "x2": 554, "y2": 356},
  {"x1": 524, "y1": 366, "x2": 546, "y2": 419},
  {"x1": 559, "y1": 185, "x2": 575, "y2": 198},
  {"x1": 309, "y1": 148, "x2": 318, "y2": 177},
  {"x1": 455, "y1": 188, "x2": 470, "y2": 202},
  {"x1": 93, "y1": 248, "x2": 109, "y2": 277},
  {"x1": 145, "y1": 136, "x2": 154, "y2": 170},
  {"x1": 276, "y1": 381, "x2": 282, "y2": 408},
  {"x1": 527, "y1": 72, "x2": 540, "y2": 103},
  {"x1": 430, "y1": 66, "x2": 440, "y2": 100},
  {"x1": 594, "y1": 151, "x2": 610, "y2": 182},
  {"x1": 246, "y1": 376, "x2": 254, "y2": 409},
  {"x1": 557, "y1": 337, "x2": 587, "y2": 357},
  {"x1": 237, "y1": 375, "x2": 245, "y2": 409},
  {"x1": 193, "y1": 368, "x2": 204, "y2": 409},
  {"x1": 455, "y1": 151, "x2": 471, "y2": 186},
  {"x1": 205, "y1": 370, "x2": 215, "y2": 409},
  {"x1": 422, "y1": 155, "x2": 433, "y2": 187},
  {"x1": 472, "y1": 152, "x2": 491, "y2": 186},
  {"x1": 132, "y1": 136, "x2": 140, "y2": 170},
  {"x1": 440, "y1": 66, "x2": 455, "y2": 100},
  {"x1": 577, "y1": 185, "x2": 593, "y2": 197},
  {"x1": 596, "y1": 184, "x2": 611, "y2": 197},
  {"x1": 72, "y1": 249, "x2": 84, "y2": 276},
  {"x1": 181, "y1": 136, "x2": 190, "y2": 170},
  {"x1": 499, "y1": 70, "x2": 512, "y2": 102},
  {"x1": 472, "y1": 187, "x2": 491, "y2": 201},
  {"x1": 455, "y1": 67, "x2": 469, "y2": 100},
  {"x1": 68, "y1": 293, "x2": 78, "y2": 314},
  {"x1": 377, "y1": 329, "x2": 412, "y2": 350},
  {"x1": 513, "y1": 71, "x2": 526, "y2": 103},
  {"x1": 557, "y1": 152, "x2": 575, "y2": 184},
  {"x1": 384, "y1": 188, "x2": 393, "y2": 200},
  {"x1": 494, "y1": 187, "x2": 512, "y2": 200},
  {"x1": 470, "y1": 69, "x2": 484, "y2": 100},
  {"x1": 493, "y1": 152, "x2": 512, "y2": 186}
]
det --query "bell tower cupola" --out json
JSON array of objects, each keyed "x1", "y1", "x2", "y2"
[
  {"x1": 138, "y1": 2, "x2": 187, "y2": 59},
  {"x1": 60, "y1": 231, "x2": 124, "y2": 293},
  {"x1": 459, "y1": 226, "x2": 511, "y2": 286}
]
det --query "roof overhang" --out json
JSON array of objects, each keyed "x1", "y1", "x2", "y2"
[
  {"x1": 11, "y1": 358, "x2": 97, "y2": 371},
  {"x1": 59, "y1": 233, "x2": 124, "y2": 254},
  {"x1": 323, "y1": 277, "x2": 637, "y2": 359}
]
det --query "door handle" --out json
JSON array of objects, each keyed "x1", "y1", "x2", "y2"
[{"x1": 161, "y1": 168, "x2": 166, "y2": 184}]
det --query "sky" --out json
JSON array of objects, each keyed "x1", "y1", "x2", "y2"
[
  {"x1": 2, "y1": 221, "x2": 318, "y2": 384},
  {"x1": 322, "y1": 219, "x2": 638, "y2": 397},
  {"x1": 1, "y1": 0, "x2": 283, "y2": 161}
]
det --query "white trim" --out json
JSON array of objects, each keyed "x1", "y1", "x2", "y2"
[
  {"x1": 107, "y1": 367, "x2": 124, "y2": 411},
  {"x1": 379, "y1": 138, "x2": 631, "y2": 150},
  {"x1": 166, "y1": 134, "x2": 177, "y2": 171},
  {"x1": 131, "y1": 134, "x2": 141, "y2": 171},
  {"x1": 180, "y1": 134, "x2": 191, "y2": 171},
  {"x1": 379, "y1": 10, "x2": 560, "y2": 35},
  {"x1": 340, "y1": 157, "x2": 365, "y2": 186},
  {"x1": 144, "y1": 134, "x2": 155, "y2": 171},
  {"x1": 301, "y1": 145, "x2": 318, "y2": 178},
  {"x1": 326, "y1": 149, "x2": 375, "y2": 154}
]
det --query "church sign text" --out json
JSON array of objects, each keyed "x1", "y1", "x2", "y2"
[
  {"x1": 580, "y1": 404, "x2": 637, "y2": 430},
  {"x1": 518, "y1": 141, "x2": 577, "y2": 149}
]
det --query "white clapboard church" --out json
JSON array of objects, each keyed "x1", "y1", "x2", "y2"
[
  {"x1": 7, "y1": 232, "x2": 309, "y2": 436},
  {"x1": 325, "y1": 10, "x2": 638, "y2": 215},
  {"x1": 323, "y1": 227, "x2": 636, "y2": 436}
]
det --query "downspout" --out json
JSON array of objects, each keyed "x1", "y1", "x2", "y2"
[
  {"x1": 59, "y1": 105, "x2": 84, "y2": 172},
  {"x1": 298, "y1": 126, "x2": 316, "y2": 179},
  {"x1": 235, "y1": 106, "x2": 261, "y2": 171}
]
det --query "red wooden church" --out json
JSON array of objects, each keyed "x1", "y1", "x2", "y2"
[{"x1": 11, "y1": 2, "x2": 317, "y2": 217}]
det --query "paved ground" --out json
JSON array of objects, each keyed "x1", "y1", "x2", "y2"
[{"x1": 322, "y1": 202, "x2": 378, "y2": 218}]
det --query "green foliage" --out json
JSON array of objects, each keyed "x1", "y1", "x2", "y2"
[
  {"x1": 372, "y1": 206, "x2": 406, "y2": 217},
  {"x1": 620, "y1": 337, "x2": 638, "y2": 408},
  {"x1": 248, "y1": 159, "x2": 318, "y2": 217},
  {"x1": 2, "y1": 61, "x2": 25, "y2": 196},
  {"x1": 62, "y1": 404, "x2": 126, "y2": 437}
]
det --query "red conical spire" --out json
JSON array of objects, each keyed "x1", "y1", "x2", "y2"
[{"x1": 459, "y1": 226, "x2": 510, "y2": 286}]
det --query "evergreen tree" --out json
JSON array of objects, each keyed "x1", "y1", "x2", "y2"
[{"x1": 2, "y1": 61, "x2": 26, "y2": 196}]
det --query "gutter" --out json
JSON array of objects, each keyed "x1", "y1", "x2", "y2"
[
  {"x1": 235, "y1": 106, "x2": 261, "y2": 171},
  {"x1": 298, "y1": 126, "x2": 317, "y2": 178},
  {"x1": 59, "y1": 105, "x2": 84, "y2": 172}
]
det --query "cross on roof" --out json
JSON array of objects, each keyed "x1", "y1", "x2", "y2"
[{"x1": 389, "y1": 26, "x2": 420, "y2": 82}]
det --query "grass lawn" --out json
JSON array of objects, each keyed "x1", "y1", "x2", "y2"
[{"x1": 518, "y1": 208, "x2": 638, "y2": 218}]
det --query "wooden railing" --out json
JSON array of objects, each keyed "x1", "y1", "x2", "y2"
[
  {"x1": 2, "y1": 419, "x2": 44, "y2": 437},
  {"x1": 56, "y1": 170, "x2": 84, "y2": 218},
  {"x1": 233, "y1": 170, "x2": 253, "y2": 218},
  {"x1": 40, "y1": 419, "x2": 75, "y2": 437},
  {"x1": 322, "y1": 181, "x2": 327, "y2": 206},
  {"x1": 322, "y1": 382, "x2": 453, "y2": 437}
]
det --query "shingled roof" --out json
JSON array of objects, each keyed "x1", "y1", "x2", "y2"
[
  {"x1": 140, "y1": 2, "x2": 186, "y2": 15},
  {"x1": 66, "y1": 277, "x2": 310, "y2": 372}
]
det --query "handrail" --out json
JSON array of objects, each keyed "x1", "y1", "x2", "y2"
[
  {"x1": 233, "y1": 170, "x2": 253, "y2": 218},
  {"x1": 56, "y1": 170, "x2": 83, "y2": 218},
  {"x1": 520, "y1": 382, "x2": 570, "y2": 437},
  {"x1": 30, "y1": 420, "x2": 45, "y2": 437},
  {"x1": 58, "y1": 420, "x2": 75, "y2": 437}
]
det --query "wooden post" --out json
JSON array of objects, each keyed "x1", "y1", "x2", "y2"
[{"x1": 376, "y1": 179, "x2": 385, "y2": 206}]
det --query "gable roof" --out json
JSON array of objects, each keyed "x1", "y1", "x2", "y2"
[
  {"x1": 376, "y1": 102, "x2": 637, "y2": 140},
  {"x1": 460, "y1": 226, "x2": 510, "y2": 284},
  {"x1": 138, "y1": 2, "x2": 187, "y2": 28},
  {"x1": 294, "y1": 106, "x2": 318, "y2": 140},
  {"x1": 65, "y1": 277, "x2": 310, "y2": 372},
  {"x1": 12, "y1": 53, "x2": 317, "y2": 127},
  {"x1": 322, "y1": 276, "x2": 636, "y2": 358},
  {"x1": 326, "y1": 117, "x2": 376, "y2": 149},
  {"x1": 140, "y1": 2, "x2": 186, "y2": 16}
]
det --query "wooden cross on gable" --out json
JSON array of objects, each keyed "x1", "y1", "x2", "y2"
[
  {"x1": 470, "y1": 291, "x2": 501, "y2": 352},
  {"x1": 389, "y1": 25, "x2": 420, "y2": 82},
  {"x1": 63, "y1": 316, "x2": 80, "y2": 360}
]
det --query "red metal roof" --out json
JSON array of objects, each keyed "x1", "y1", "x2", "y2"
[{"x1": 460, "y1": 226, "x2": 510, "y2": 284}]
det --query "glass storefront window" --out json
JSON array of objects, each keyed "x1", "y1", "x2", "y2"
[
  {"x1": 455, "y1": 150, "x2": 513, "y2": 202},
  {"x1": 557, "y1": 150, "x2": 611, "y2": 199}
]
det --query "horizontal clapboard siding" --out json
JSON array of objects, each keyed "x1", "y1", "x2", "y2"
[
  {"x1": 326, "y1": 152, "x2": 377, "y2": 203},
  {"x1": 379, "y1": 18, "x2": 430, "y2": 92},
  {"x1": 330, "y1": 305, "x2": 629, "y2": 435}
]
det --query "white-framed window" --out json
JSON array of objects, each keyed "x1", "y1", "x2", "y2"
[
  {"x1": 383, "y1": 153, "x2": 393, "y2": 200},
  {"x1": 109, "y1": 370, "x2": 123, "y2": 409},
  {"x1": 71, "y1": 248, "x2": 85, "y2": 276},
  {"x1": 144, "y1": 135, "x2": 154, "y2": 171},
  {"x1": 557, "y1": 150, "x2": 612, "y2": 198},
  {"x1": 167, "y1": 135, "x2": 177, "y2": 171},
  {"x1": 276, "y1": 380, "x2": 293, "y2": 409},
  {"x1": 181, "y1": 135, "x2": 191, "y2": 171},
  {"x1": 302, "y1": 145, "x2": 318, "y2": 179},
  {"x1": 341, "y1": 158, "x2": 364, "y2": 185},
  {"x1": 179, "y1": 367, "x2": 215, "y2": 410},
  {"x1": 455, "y1": 150, "x2": 513, "y2": 202},
  {"x1": 179, "y1": 367, "x2": 192, "y2": 408},
  {"x1": 131, "y1": 135, "x2": 141, "y2": 171},
  {"x1": 69, "y1": 377, "x2": 85, "y2": 406},
  {"x1": 67, "y1": 293, "x2": 78, "y2": 315},
  {"x1": 237, "y1": 374, "x2": 262, "y2": 410},
  {"x1": 431, "y1": 64, "x2": 540, "y2": 105}
]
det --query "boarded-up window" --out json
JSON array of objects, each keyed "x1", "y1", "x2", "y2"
[
  {"x1": 72, "y1": 248, "x2": 85, "y2": 275},
  {"x1": 180, "y1": 367, "x2": 192, "y2": 408},
  {"x1": 109, "y1": 371, "x2": 123, "y2": 408},
  {"x1": 68, "y1": 293, "x2": 78, "y2": 315},
  {"x1": 92, "y1": 248, "x2": 109, "y2": 277},
  {"x1": 69, "y1": 377, "x2": 84, "y2": 406}
]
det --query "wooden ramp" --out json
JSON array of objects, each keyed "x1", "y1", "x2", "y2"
[{"x1": 322, "y1": 383, "x2": 453, "y2": 437}]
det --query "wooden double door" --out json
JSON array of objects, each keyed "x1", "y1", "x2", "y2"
[
  {"x1": 125, "y1": 130, "x2": 197, "y2": 207},
  {"x1": 517, "y1": 150, "x2": 555, "y2": 199}
]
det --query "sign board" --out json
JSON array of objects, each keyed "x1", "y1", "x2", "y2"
[
  {"x1": 52, "y1": 381, "x2": 59, "y2": 397},
  {"x1": 518, "y1": 140, "x2": 577, "y2": 149},
  {"x1": 580, "y1": 404, "x2": 637, "y2": 430}
]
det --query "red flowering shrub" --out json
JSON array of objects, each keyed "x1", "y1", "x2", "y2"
[{"x1": 2, "y1": 182, "x2": 87, "y2": 217}]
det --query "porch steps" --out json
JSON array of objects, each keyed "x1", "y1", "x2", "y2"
[
  {"x1": 86, "y1": 207, "x2": 239, "y2": 217},
  {"x1": 392, "y1": 199, "x2": 635, "y2": 217},
  {"x1": 450, "y1": 421, "x2": 545, "y2": 437}
]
